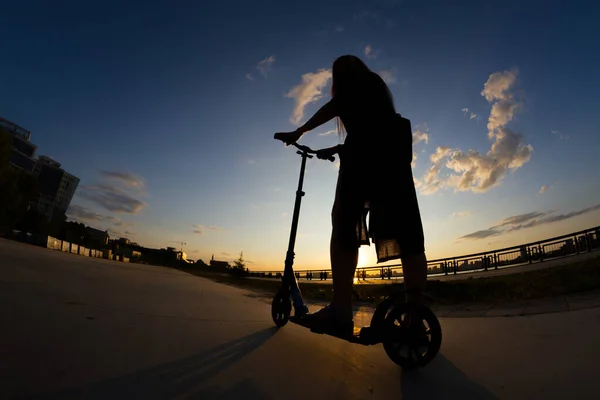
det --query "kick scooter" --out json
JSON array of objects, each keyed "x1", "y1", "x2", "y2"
[{"x1": 270, "y1": 140, "x2": 442, "y2": 369}]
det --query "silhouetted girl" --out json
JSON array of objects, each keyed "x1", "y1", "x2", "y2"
[{"x1": 275, "y1": 55, "x2": 428, "y2": 334}]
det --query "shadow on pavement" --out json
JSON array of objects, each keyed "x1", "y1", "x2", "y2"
[
  {"x1": 401, "y1": 353, "x2": 498, "y2": 400},
  {"x1": 24, "y1": 327, "x2": 278, "y2": 399}
]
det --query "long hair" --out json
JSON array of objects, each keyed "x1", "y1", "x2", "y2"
[{"x1": 330, "y1": 55, "x2": 395, "y2": 140}]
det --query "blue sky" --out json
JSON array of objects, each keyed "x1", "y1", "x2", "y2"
[{"x1": 1, "y1": 0, "x2": 599, "y2": 270}]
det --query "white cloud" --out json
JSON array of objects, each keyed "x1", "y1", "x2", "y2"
[
  {"x1": 417, "y1": 68, "x2": 532, "y2": 194},
  {"x1": 284, "y1": 66, "x2": 401, "y2": 124},
  {"x1": 412, "y1": 130, "x2": 429, "y2": 145},
  {"x1": 458, "y1": 204, "x2": 600, "y2": 240},
  {"x1": 413, "y1": 176, "x2": 421, "y2": 187},
  {"x1": 461, "y1": 107, "x2": 479, "y2": 121},
  {"x1": 551, "y1": 129, "x2": 569, "y2": 140},
  {"x1": 452, "y1": 211, "x2": 472, "y2": 217},
  {"x1": 99, "y1": 170, "x2": 145, "y2": 190},
  {"x1": 364, "y1": 45, "x2": 379, "y2": 59},
  {"x1": 192, "y1": 224, "x2": 225, "y2": 235},
  {"x1": 79, "y1": 171, "x2": 147, "y2": 214},
  {"x1": 418, "y1": 146, "x2": 452, "y2": 194},
  {"x1": 285, "y1": 68, "x2": 332, "y2": 125},
  {"x1": 481, "y1": 68, "x2": 519, "y2": 135},
  {"x1": 539, "y1": 181, "x2": 559, "y2": 194},
  {"x1": 334, "y1": 25, "x2": 344, "y2": 32},
  {"x1": 246, "y1": 73, "x2": 254, "y2": 81},
  {"x1": 318, "y1": 128, "x2": 338, "y2": 136},
  {"x1": 67, "y1": 204, "x2": 120, "y2": 226},
  {"x1": 378, "y1": 69, "x2": 396, "y2": 84},
  {"x1": 256, "y1": 55, "x2": 276, "y2": 78},
  {"x1": 410, "y1": 127, "x2": 429, "y2": 168}
]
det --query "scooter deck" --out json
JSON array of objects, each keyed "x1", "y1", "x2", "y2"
[{"x1": 289, "y1": 316, "x2": 381, "y2": 345}]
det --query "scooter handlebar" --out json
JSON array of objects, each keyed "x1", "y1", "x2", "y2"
[
  {"x1": 292, "y1": 143, "x2": 335, "y2": 162},
  {"x1": 274, "y1": 138, "x2": 336, "y2": 162}
]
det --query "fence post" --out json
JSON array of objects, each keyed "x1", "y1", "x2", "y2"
[
  {"x1": 453, "y1": 260, "x2": 457, "y2": 275},
  {"x1": 494, "y1": 253, "x2": 498, "y2": 270},
  {"x1": 527, "y1": 248, "x2": 532, "y2": 264},
  {"x1": 586, "y1": 233, "x2": 592, "y2": 252},
  {"x1": 539, "y1": 244, "x2": 544, "y2": 262},
  {"x1": 574, "y1": 236, "x2": 580, "y2": 254}
]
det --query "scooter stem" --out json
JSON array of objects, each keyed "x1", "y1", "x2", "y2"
[{"x1": 283, "y1": 149, "x2": 312, "y2": 312}]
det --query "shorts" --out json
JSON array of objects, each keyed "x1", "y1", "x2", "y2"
[{"x1": 331, "y1": 160, "x2": 426, "y2": 263}]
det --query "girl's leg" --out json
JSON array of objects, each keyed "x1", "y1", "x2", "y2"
[
  {"x1": 401, "y1": 252, "x2": 428, "y2": 304},
  {"x1": 329, "y1": 218, "x2": 359, "y2": 313},
  {"x1": 304, "y1": 168, "x2": 363, "y2": 327},
  {"x1": 328, "y1": 167, "x2": 364, "y2": 317}
]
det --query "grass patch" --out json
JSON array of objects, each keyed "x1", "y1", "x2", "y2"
[{"x1": 179, "y1": 254, "x2": 600, "y2": 305}]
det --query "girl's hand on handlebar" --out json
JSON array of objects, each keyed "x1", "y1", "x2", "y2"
[
  {"x1": 315, "y1": 146, "x2": 339, "y2": 161},
  {"x1": 274, "y1": 130, "x2": 302, "y2": 146}
]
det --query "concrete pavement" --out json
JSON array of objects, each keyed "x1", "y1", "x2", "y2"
[{"x1": 1, "y1": 238, "x2": 599, "y2": 399}]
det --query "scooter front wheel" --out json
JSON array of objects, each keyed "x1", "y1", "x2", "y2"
[
  {"x1": 382, "y1": 303, "x2": 442, "y2": 369},
  {"x1": 271, "y1": 291, "x2": 292, "y2": 327}
]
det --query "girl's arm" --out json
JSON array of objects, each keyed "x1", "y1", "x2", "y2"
[{"x1": 296, "y1": 99, "x2": 338, "y2": 135}]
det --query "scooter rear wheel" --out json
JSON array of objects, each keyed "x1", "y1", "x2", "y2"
[
  {"x1": 271, "y1": 291, "x2": 292, "y2": 327},
  {"x1": 382, "y1": 303, "x2": 442, "y2": 369}
]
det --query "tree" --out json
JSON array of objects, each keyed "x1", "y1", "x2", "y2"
[
  {"x1": 230, "y1": 251, "x2": 248, "y2": 278},
  {"x1": 233, "y1": 251, "x2": 245, "y2": 270}
]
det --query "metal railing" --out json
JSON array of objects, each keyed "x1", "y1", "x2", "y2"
[{"x1": 246, "y1": 226, "x2": 600, "y2": 282}]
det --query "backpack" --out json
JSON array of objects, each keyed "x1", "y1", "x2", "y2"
[{"x1": 394, "y1": 113, "x2": 414, "y2": 165}]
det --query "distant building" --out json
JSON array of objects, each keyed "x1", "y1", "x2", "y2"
[
  {"x1": 109, "y1": 237, "x2": 141, "y2": 261},
  {"x1": 1, "y1": 116, "x2": 37, "y2": 173},
  {"x1": 85, "y1": 226, "x2": 109, "y2": 246},
  {"x1": 1, "y1": 116, "x2": 80, "y2": 221},
  {"x1": 116, "y1": 237, "x2": 131, "y2": 246},
  {"x1": 32, "y1": 155, "x2": 80, "y2": 221},
  {"x1": 210, "y1": 254, "x2": 230, "y2": 269}
]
